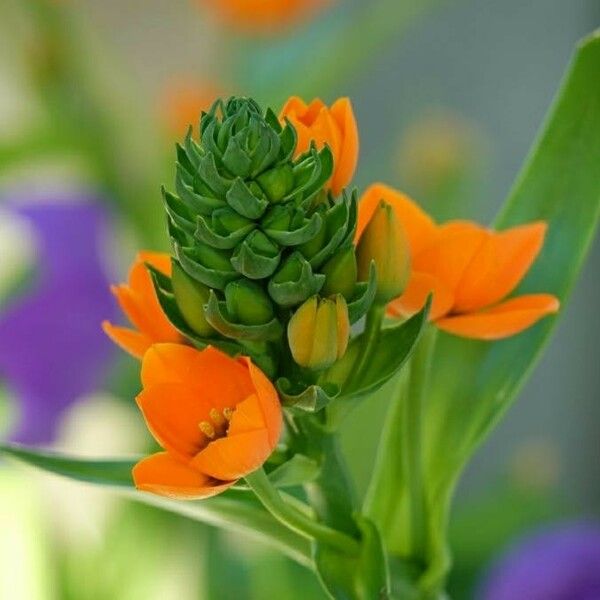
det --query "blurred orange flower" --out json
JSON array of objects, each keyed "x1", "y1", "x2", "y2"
[
  {"x1": 161, "y1": 79, "x2": 224, "y2": 137},
  {"x1": 357, "y1": 184, "x2": 560, "y2": 340},
  {"x1": 198, "y1": 0, "x2": 330, "y2": 33},
  {"x1": 280, "y1": 96, "x2": 359, "y2": 196},
  {"x1": 133, "y1": 343, "x2": 282, "y2": 499},
  {"x1": 103, "y1": 252, "x2": 181, "y2": 359}
]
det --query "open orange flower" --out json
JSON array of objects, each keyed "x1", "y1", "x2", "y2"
[
  {"x1": 197, "y1": 0, "x2": 329, "y2": 33},
  {"x1": 357, "y1": 183, "x2": 560, "y2": 340},
  {"x1": 102, "y1": 252, "x2": 181, "y2": 359},
  {"x1": 132, "y1": 343, "x2": 282, "y2": 499},
  {"x1": 280, "y1": 96, "x2": 359, "y2": 196}
]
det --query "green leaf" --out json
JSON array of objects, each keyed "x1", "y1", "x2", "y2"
[
  {"x1": 268, "y1": 454, "x2": 321, "y2": 488},
  {"x1": 325, "y1": 301, "x2": 430, "y2": 404},
  {"x1": 416, "y1": 32, "x2": 600, "y2": 589},
  {"x1": 314, "y1": 515, "x2": 390, "y2": 600},
  {"x1": 0, "y1": 443, "x2": 312, "y2": 567},
  {"x1": 0, "y1": 443, "x2": 136, "y2": 487}
]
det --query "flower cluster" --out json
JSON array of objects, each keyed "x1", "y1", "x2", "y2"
[{"x1": 104, "y1": 94, "x2": 559, "y2": 500}]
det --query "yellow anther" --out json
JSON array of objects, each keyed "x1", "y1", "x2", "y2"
[
  {"x1": 209, "y1": 408, "x2": 226, "y2": 427},
  {"x1": 199, "y1": 421, "x2": 215, "y2": 439},
  {"x1": 223, "y1": 407, "x2": 234, "y2": 421}
]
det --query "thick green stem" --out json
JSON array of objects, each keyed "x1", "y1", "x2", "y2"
[
  {"x1": 363, "y1": 324, "x2": 440, "y2": 595},
  {"x1": 303, "y1": 419, "x2": 360, "y2": 536},
  {"x1": 402, "y1": 325, "x2": 437, "y2": 563},
  {"x1": 245, "y1": 467, "x2": 360, "y2": 555}
]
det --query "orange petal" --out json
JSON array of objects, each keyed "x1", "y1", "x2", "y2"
[
  {"x1": 136, "y1": 383, "x2": 217, "y2": 461},
  {"x1": 111, "y1": 285, "x2": 159, "y2": 339},
  {"x1": 227, "y1": 394, "x2": 268, "y2": 435},
  {"x1": 356, "y1": 184, "x2": 437, "y2": 255},
  {"x1": 244, "y1": 357, "x2": 283, "y2": 448},
  {"x1": 302, "y1": 98, "x2": 328, "y2": 124},
  {"x1": 129, "y1": 251, "x2": 172, "y2": 291},
  {"x1": 133, "y1": 452, "x2": 234, "y2": 500},
  {"x1": 280, "y1": 96, "x2": 309, "y2": 117},
  {"x1": 111, "y1": 280, "x2": 179, "y2": 344},
  {"x1": 387, "y1": 271, "x2": 454, "y2": 321},
  {"x1": 436, "y1": 294, "x2": 560, "y2": 340},
  {"x1": 414, "y1": 221, "x2": 488, "y2": 296},
  {"x1": 453, "y1": 222, "x2": 547, "y2": 313},
  {"x1": 330, "y1": 97, "x2": 359, "y2": 195},
  {"x1": 102, "y1": 321, "x2": 152, "y2": 359},
  {"x1": 191, "y1": 429, "x2": 272, "y2": 481},
  {"x1": 141, "y1": 344, "x2": 255, "y2": 412},
  {"x1": 141, "y1": 343, "x2": 201, "y2": 387}
]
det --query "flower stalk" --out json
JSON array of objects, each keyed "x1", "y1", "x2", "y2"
[
  {"x1": 245, "y1": 467, "x2": 360, "y2": 555},
  {"x1": 401, "y1": 324, "x2": 437, "y2": 566}
]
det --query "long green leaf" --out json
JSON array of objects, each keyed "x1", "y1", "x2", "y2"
[
  {"x1": 419, "y1": 31, "x2": 600, "y2": 588},
  {"x1": 0, "y1": 443, "x2": 312, "y2": 567}
]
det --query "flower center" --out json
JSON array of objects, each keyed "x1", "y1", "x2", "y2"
[{"x1": 199, "y1": 407, "x2": 233, "y2": 441}]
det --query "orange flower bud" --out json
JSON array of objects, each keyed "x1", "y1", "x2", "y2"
[
  {"x1": 287, "y1": 295, "x2": 350, "y2": 370},
  {"x1": 356, "y1": 200, "x2": 411, "y2": 304},
  {"x1": 280, "y1": 96, "x2": 359, "y2": 196}
]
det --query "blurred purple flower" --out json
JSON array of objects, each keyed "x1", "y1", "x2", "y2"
[
  {"x1": 478, "y1": 521, "x2": 600, "y2": 600},
  {"x1": 0, "y1": 194, "x2": 116, "y2": 444}
]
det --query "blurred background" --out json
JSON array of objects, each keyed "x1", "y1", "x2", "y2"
[{"x1": 0, "y1": 0, "x2": 598, "y2": 598}]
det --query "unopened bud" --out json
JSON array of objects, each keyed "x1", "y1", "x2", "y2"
[
  {"x1": 224, "y1": 280, "x2": 275, "y2": 325},
  {"x1": 320, "y1": 246, "x2": 357, "y2": 299},
  {"x1": 287, "y1": 295, "x2": 350, "y2": 370},
  {"x1": 256, "y1": 164, "x2": 294, "y2": 203},
  {"x1": 356, "y1": 200, "x2": 410, "y2": 303},
  {"x1": 171, "y1": 259, "x2": 214, "y2": 337}
]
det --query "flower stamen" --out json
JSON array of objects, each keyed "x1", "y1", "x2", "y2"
[{"x1": 199, "y1": 421, "x2": 216, "y2": 439}]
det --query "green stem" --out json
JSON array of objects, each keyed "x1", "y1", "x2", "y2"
[
  {"x1": 402, "y1": 325, "x2": 437, "y2": 563},
  {"x1": 245, "y1": 467, "x2": 360, "y2": 555},
  {"x1": 300, "y1": 415, "x2": 360, "y2": 536}
]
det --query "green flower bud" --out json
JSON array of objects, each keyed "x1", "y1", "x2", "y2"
[
  {"x1": 287, "y1": 295, "x2": 350, "y2": 370},
  {"x1": 224, "y1": 280, "x2": 275, "y2": 325},
  {"x1": 256, "y1": 163, "x2": 294, "y2": 203},
  {"x1": 356, "y1": 200, "x2": 410, "y2": 303},
  {"x1": 171, "y1": 259, "x2": 214, "y2": 337},
  {"x1": 163, "y1": 96, "x2": 356, "y2": 319},
  {"x1": 320, "y1": 246, "x2": 358, "y2": 299}
]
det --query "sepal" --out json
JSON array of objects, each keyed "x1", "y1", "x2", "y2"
[
  {"x1": 347, "y1": 261, "x2": 378, "y2": 324},
  {"x1": 276, "y1": 378, "x2": 340, "y2": 413},
  {"x1": 175, "y1": 243, "x2": 239, "y2": 290},
  {"x1": 230, "y1": 230, "x2": 282, "y2": 279},
  {"x1": 205, "y1": 290, "x2": 283, "y2": 341},
  {"x1": 268, "y1": 253, "x2": 325, "y2": 307}
]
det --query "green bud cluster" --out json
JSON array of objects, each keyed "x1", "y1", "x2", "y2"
[{"x1": 156, "y1": 96, "x2": 377, "y2": 381}]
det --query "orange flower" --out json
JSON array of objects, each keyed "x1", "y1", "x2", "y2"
[
  {"x1": 132, "y1": 343, "x2": 282, "y2": 499},
  {"x1": 197, "y1": 0, "x2": 330, "y2": 33},
  {"x1": 103, "y1": 252, "x2": 181, "y2": 359},
  {"x1": 160, "y1": 78, "x2": 224, "y2": 137},
  {"x1": 357, "y1": 184, "x2": 560, "y2": 340},
  {"x1": 280, "y1": 96, "x2": 359, "y2": 196}
]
